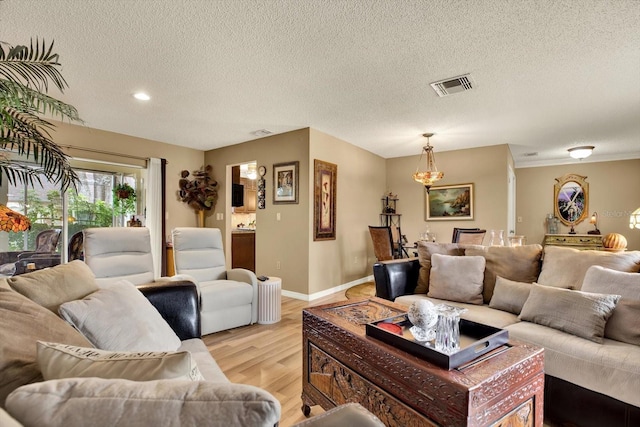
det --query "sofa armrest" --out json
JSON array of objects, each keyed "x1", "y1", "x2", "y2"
[
  {"x1": 137, "y1": 281, "x2": 201, "y2": 340},
  {"x1": 373, "y1": 258, "x2": 420, "y2": 301},
  {"x1": 6, "y1": 378, "x2": 281, "y2": 427}
]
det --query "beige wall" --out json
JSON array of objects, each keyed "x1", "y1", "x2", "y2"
[
  {"x1": 50, "y1": 121, "x2": 640, "y2": 295},
  {"x1": 516, "y1": 159, "x2": 640, "y2": 251},
  {"x1": 203, "y1": 128, "x2": 386, "y2": 296},
  {"x1": 386, "y1": 145, "x2": 511, "y2": 246},
  {"x1": 308, "y1": 129, "x2": 387, "y2": 294},
  {"x1": 204, "y1": 129, "x2": 310, "y2": 294},
  {"x1": 51, "y1": 121, "x2": 205, "y2": 234}
]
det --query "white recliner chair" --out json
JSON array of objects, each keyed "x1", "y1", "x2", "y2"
[
  {"x1": 171, "y1": 227, "x2": 258, "y2": 335},
  {"x1": 83, "y1": 227, "x2": 157, "y2": 287}
]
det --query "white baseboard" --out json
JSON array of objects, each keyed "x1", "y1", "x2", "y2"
[{"x1": 281, "y1": 275, "x2": 374, "y2": 302}]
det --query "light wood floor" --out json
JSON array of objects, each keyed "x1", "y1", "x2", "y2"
[{"x1": 202, "y1": 291, "x2": 347, "y2": 427}]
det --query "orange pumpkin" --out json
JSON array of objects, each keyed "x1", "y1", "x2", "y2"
[{"x1": 602, "y1": 233, "x2": 627, "y2": 250}]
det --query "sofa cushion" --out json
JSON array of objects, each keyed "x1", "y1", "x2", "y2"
[
  {"x1": 427, "y1": 254, "x2": 485, "y2": 305},
  {"x1": 395, "y1": 294, "x2": 519, "y2": 329},
  {"x1": 581, "y1": 265, "x2": 640, "y2": 345},
  {"x1": 0, "y1": 283, "x2": 92, "y2": 408},
  {"x1": 178, "y1": 339, "x2": 229, "y2": 383},
  {"x1": 0, "y1": 408, "x2": 21, "y2": 427},
  {"x1": 59, "y1": 280, "x2": 181, "y2": 352},
  {"x1": 37, "y1": 342, "x2": 204, "y2": 382},
  {"x1": 465, "y1": 244, "x2": 542, "y2": 303},
  {"x1": 6, "y1": 377, "x2": 282, "y2": 427},
  {"x1": 415, "y1": 242, "x2": 468, "y2": 294},
  {"x1": 489, "y1": 276, "x2": 533, "y2": 315},
  {"x1": 199, "y1": 280, "x2": 254, "y2": 311},
  {"x1": 7, "y1": 260, "x2": 98, "y2": 313},
  {"x1": 506, "y1": 321, "x2": 640, "y2": 408},
  {"x1": 537, "y1": 245, "x2": 640, "y2": 290},
  {"x1": 518, "y1": 284, "x2": 620, "y2": 343}
]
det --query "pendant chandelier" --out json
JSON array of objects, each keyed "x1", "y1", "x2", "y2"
[{"x1": 412, "y1": 133, "x2": 444, "y2": 193}]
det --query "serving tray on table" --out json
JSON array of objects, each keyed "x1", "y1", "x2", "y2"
[{"x1": 366, "y1": 314, "x2": 509, "y2": 370}]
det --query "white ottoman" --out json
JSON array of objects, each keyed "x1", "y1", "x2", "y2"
[{"x1": 258, "y1": 276, "x2": 282, "y2": 324}]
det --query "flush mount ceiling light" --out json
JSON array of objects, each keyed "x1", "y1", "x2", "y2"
[
  {"x1": 412, "y1": 133, "x2": 444, "y2": 193},
  {"x1": 133, "y1": 92, "x2": 151, "y2": 101},
  {"x1": 568, "y1": 146, "x2": 594, "y2": 159}
]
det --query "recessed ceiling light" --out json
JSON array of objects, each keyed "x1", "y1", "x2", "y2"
[{"x1": 133, "y1": 92, "x2": 151, "y2": 101}]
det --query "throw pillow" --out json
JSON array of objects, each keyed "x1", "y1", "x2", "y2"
[
  {"x1": 537, "y1": 246, "x2": 640, "y2": 290},
  {"x1": 37, "y1": 342, "x2": 204, "y2": 381},
  {"x1": 488, "y1": 276, "x2": 533, "y2": 314},
  {"x1": 465, "y1": 244, "x2": 542, "y2": 303},
  {"x1": 581, "y1": 265, "x2": 640, "y2": 345},
  {"x1": 427, "y1": 254, "x2": 485, "y2": 305},
  {"x1": 58, "y1": 280, "x2": 181, "y2": 352},
  {"x1": 518, "y1": 283, "x2": 620, "y2": 343},
  {"x1": 6, "y1": 377, "x2": 281, "y2": 427},
  {"x1": 415, "y1": 242, "x2": 467, "y2": 294},
  {"x1": 0, "y1": 284, "x2": 92, "y2": 409},
  {"x1": 7, "y1": 260, "x2": 99, "y2": 313}
]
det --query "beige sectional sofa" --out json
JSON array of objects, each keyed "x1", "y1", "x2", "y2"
[
  {"x1": 0, "y1": 261, "x2": 280, "y2": 426},
  {"x1": 374, "y1": 243, "x2": 640, "y2": 427},
  {"x1": 1, "y1": 260, "x2": 386, "y2": 427}
]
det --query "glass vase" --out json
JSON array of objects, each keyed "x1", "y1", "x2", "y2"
[
  {"x1": 488, "y1": 229, "x2": 504, "y2": 246},
  {"x1": 435, "y1": 305, "x2": 467, "y2": 354}
]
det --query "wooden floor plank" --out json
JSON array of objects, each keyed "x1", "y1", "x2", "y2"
[{"x1": 202, "y1": 291, "x2": 347, "y2": 427}]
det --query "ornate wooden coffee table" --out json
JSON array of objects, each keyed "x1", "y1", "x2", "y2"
[{"x1": 302, "y1": 297, "x2": 544, "y2": 426}]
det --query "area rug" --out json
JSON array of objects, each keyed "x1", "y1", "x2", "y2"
[{"x1": 345, "y1": 282, "x2": 376, "y2": 299}]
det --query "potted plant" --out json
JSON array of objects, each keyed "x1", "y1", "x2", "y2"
[{"x1": 113, "y1": 183, "x2": 136, "y2": 215}]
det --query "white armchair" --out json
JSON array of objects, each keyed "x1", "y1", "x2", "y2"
[
  {"x1": 171, "y1": 227, "x2": 258, "y2": 335},
  {"x1": 83, "y1": 227, "x2": 156, "y2": 287}
]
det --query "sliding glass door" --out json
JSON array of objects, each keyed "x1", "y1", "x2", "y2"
[{"x1": 0, "y1": 162, "x2": 143, "y2": 275}]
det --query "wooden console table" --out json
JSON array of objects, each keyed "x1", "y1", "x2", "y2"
[
  {"x1": 302, "y1": 298, "x2": 544, "y2": 427},
  {"x1": 543, "y1": 234, "x2": 604, "y2": 250}
]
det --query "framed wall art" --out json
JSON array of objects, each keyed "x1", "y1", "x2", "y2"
[
  {"x1": 272, "y1": 161, "x2": 299, "y2": 204},
  {"x1": 425, "y1": 183, "x2": 474, "y2": 221},
  {"x1": 314, "y1": 159, "x2": 337, "y2": 240},
  {"x1": 553, "y1": 173, "x2": 588, "y2": 233}
]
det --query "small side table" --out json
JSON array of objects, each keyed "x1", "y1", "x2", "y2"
[{"x1": 258, "y1": 276, "x2": 282, "y2": 324}]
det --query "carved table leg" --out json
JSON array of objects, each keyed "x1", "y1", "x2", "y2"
[{"x1": 301, "y1": 403, "x2": 311, "y2": 417}]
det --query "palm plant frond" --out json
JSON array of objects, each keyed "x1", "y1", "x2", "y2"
[
  {"x1": 0, "y1": 39, "x2": 66, "y2": 93},
  {"x1": 0, "y1": 38, "x2": 81, "y2": 191},
  {"x1": 1, "y1": 80, "x2": 81, "y2": 121}
]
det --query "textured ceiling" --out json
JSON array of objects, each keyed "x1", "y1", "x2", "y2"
[{"x1": 1, "y1": 0, "x2": 639, "y2": 167}]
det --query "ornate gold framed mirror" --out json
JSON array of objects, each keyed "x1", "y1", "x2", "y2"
[{"x1": 554, "y1": 173, "x2": 589, "y2": 234}]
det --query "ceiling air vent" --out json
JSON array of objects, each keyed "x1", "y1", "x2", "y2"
[{"x1": 430, "y1": 74, "x2": 475, "y2": 97}]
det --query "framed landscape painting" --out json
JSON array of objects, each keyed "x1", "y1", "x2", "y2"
[
  {"x1": 313, "y1": 159, "x2": 337, "y2": 240},
  {"x1": 425, "y1": 183, "x2": 474, "y2": 221}
]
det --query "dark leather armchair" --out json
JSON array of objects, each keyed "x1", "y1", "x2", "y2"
[{"x1": 373, "y1": 258, "x2": 420, "y2": 301}]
